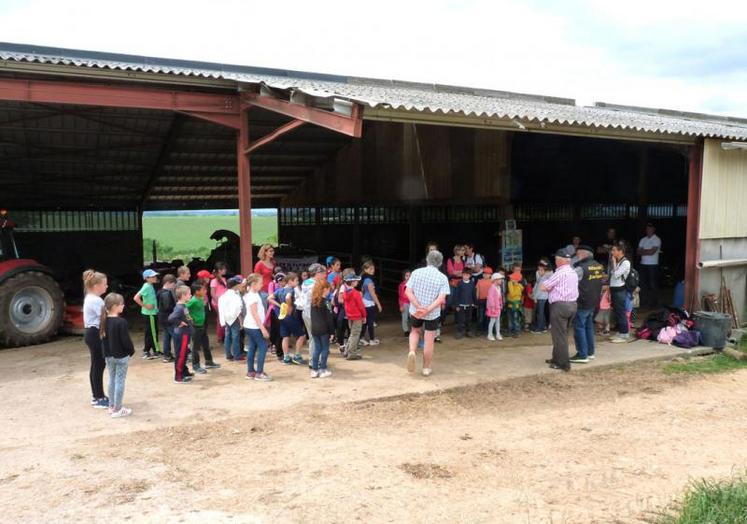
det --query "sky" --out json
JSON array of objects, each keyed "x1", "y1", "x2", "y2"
[{"x1": 2, "y1": 0, "x2": 747, "y2": 117}]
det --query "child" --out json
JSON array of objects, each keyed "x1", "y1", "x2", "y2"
[
  {"x1": 210, "y1": 262, "x2": 228, "y2": 343},
  {"x1": 398, "y1": 270, "x2": 412, "y2": 337},
  {"x1": 475, "y1": 267, "x2": 494, "y2": 334},
  {"x1": 300, "y1": 270, "x2": 310, "y2": 283},
  {"x1": 271, "y1": 272, "x2": 306, "y2": 365},
  {"x1": 186, "y1": 282, "x2": 220, "y2": 373},
  {"x1": 169, "y1": 285, "x2": 195, "y2": 384},
  {"x1": 243, "y1": 274, "x2": 272, "y2": 381},
  {"x1": 176, "y1": 265, "x2": 191, "y2": 288},
  {"x1": 309, "y1": 279, "x2": 334, "y2": 378},
  {"x1": 327, "y1": 257, "x2": 342, "y2": 287},
  {"x1": 453, "y1": 268, "x2": 477, "y2": 339},
  {"x1": 487, "y1": 273, "x2": 504, "y2": 341},
  {"x1": 334, "y1": 268, "x2": 354, "y2": 353},
  {"x1": 133, "y1": 269, "x2": 160, "y2": 359},
  {"x1": 267, "y1": 271, "x2": 286, "y2": 361},
  {"x1": 523, "y1": 280, "x2": 535, "y2": 331},
  {"x1": 218, "y1": 276, "x2": 244, "y2": 361},
  {"x1": 531, "y1": 260, "x2": 552, "y2": 334},
  {"x1": 100, "y1": 292, "x2": 134, "y2": 417},
  {"x1": 361, "y1": 261, "x2": 382, "y2": 345},
  {"x1": 157, "y1": 274, "x2": 177, "y2": 363},
  {"x1": 595, "y1": 284, "x2": 611, "y2": 335},
  {"x1": 343, "y1": 273, "x2": 366, "y2": 360},
  {"x1": 506, "y1": 264, "x2": 526, "y2": 338},
  {"x1": 82, "y1": 269, "x2": 108, "y2": 409}
]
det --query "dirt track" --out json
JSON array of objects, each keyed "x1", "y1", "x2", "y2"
[{"x1": 1, "y1": 328, "x2": 745, "y2": 523}]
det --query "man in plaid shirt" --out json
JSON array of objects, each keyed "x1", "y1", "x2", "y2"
[{"x1": 405, "y1": 250, "x2": 450, "y2": 377}]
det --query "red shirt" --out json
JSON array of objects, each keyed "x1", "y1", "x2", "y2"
[
  {"x1": 523, "y1": 283, "x2": 535, "y2": 308},
  {"x1": 253, "y1": 260, "x2": 274, "y2": 292},
  {"x1": 476, "y1": 279, "x2": 493, "y2": 300},
  {"x1": 398, "y1": 281, "x2": 410, "y2": 307},
  {"x1": 343, "y1": 287, "x2": 367, "y2": 321}
]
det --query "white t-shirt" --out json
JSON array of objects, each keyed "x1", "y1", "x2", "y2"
[
  {"x1": 638, "y1": 235, "x2": 661, "y2": 265},
  {"x1": 243, "y1": 291, "x2": 265, "y2": 329}
]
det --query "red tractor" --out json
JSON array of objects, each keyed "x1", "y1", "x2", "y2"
[{"x1": 0, "y1": 210, "x2": 64, "y2": 347}]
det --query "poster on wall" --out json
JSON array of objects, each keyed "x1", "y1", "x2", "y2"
[{"x1": 501, "y1": 228, "x2": 523, "y2": 269}]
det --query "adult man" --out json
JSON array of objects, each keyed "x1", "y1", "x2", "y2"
[
  {"x1": 540, "y1": 248, "x2": 579, "y2": 372},
  {"x1": 463, "y1": 244, "x2": 484, "y2": 280},
  {"x1": 299, "y1": 263, "x2": 327, "y2": 364},
  {"x1": 637, "y1": 223, "x2": 661, "y2": 308},
  {"x1": 405, "y1": 250, "x2": 450, "y2": 376},
  {"x1": 570, "y1": 246, "x2": 604, "y2": 363}
]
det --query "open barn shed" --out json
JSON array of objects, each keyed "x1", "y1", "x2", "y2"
[{"x1": 0, "y1": 42, "x2": 745, "y2": 319}]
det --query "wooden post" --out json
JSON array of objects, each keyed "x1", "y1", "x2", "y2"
[
  {"x1": 684, "y1": 140, "x2": 703, "y2": 311},
  {"x1": 237, "y1": 107, "x2": 253, "y2": 275}
]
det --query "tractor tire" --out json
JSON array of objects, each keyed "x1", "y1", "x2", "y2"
[{"x1": 0, "y1": 271, "x2": 64, "y2": 347}]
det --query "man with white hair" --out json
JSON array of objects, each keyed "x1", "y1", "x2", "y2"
[
  {"x1": 405, "y1": 250, "x2": 450, "y2": 376},
  {"x1": 540, "y1": 247, "x2": 579, "y2": 372}
]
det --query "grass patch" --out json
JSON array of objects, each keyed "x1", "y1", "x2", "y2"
[
  {"x1": 142, "y1": 215, "x2": 277, "y2": 262},
  {"x1": 659, "y1": 476, "x2": 747, "y2": 523},
  {"x1": 663, "y1": 353, "x2": 747, "y2": 375}
]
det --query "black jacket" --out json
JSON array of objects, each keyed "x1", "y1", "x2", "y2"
[
  {"x1": 310, "y1": 303, "x2": 335, "y2": 337},
  {"x1": 575, "y1": 258, "x2": 605, "y2": 310},
  {"x1": 452, "y1": 279, "x2": 477, "y2": 306},
  {"x1": 101, "y1": 317, "x2": 135, "y2": 359},
  {"x1": 157, "y1": 288, "x2": 176, "y2": 325}
]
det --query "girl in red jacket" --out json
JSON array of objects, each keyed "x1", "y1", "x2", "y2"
[
  {"x1": 398, "y1": 269, "x2": 412, "y2": 337},
  {"x1": 342, "y1": 274, "x2": 366, "y2": 360}
]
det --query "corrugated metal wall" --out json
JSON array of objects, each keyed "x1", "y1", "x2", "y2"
[{"x1": 700, "y1": 139, "x2": 747, "y2": 239}]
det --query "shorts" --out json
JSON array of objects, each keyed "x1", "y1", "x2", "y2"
[
  {"x1": 280, "y1": 314, "x2": 305, "y2": 338},
  {"x1": 409, "y1": 315, "x2": 440, "y2": 331}
]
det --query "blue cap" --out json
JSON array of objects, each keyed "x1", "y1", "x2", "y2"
[{"x1": 142, "y1": 269, "x2": 158, "y2": 279}]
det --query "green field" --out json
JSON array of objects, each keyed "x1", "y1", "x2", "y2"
[{"x1": 142, "y1": 215, "x2": 277, "y2": 262}]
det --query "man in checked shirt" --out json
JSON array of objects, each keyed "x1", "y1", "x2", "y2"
[{"x1": 540, "y1": 247, "x2": 579, "y2": 372}]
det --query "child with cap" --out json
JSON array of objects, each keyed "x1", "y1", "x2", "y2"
[
  {"x1": 271, "y1": 272, "x2": 306, "y2": 365},
  {"x1": 334, "y1": 268, "x2": 354, "y2": 352},
  {"x1": 476, "y1": 267, "x2": 494, "y2": 334},
  {"x1": 531, "y1": 258, "x2": 552, "y2": 334},
  {"x1": 506, "y1": 264, "x2": 526, "y2": 338},
  {"x1": 218, "y1": 276, "x2": 245, "y2": 361},
  {"x1": 342, "y1": 273, "x2": 366, "y2": 360},
  {"x1": 267, "y1": 271, "x2": 285, "y2": 361},
  {"x1": 133, "y1": 268, "x2": 161, "y2": 359},
  {"x1": 487, "y1": 272, "x2": 504, "y2": 341}
]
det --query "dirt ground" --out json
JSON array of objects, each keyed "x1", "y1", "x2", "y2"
[{"x1": 1, "y1": 321, "x2": 745, "y2": 523}]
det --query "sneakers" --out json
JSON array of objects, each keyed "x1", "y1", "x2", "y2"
[
  {"x1": 292, "y1": 354, "x2": 305, "y2": 365},
  {"x1": 318, "y1": 369, "x2": 332, "y2": 378},
  {"x1": 359, "y1": 339, "x2": 369, "y2": 347},
  {"x1": 338, "y1": 344, "x2": 346, "y2": 354},
  {"x1": 404, "y1": 331, "x2": 410, "y2": 338},
  {"x1": 204, "y1": 362, "x2": 221, "y2": 369},
  {"x1": 111, "y1": 407, "x2": 132, "y2": 418},
  {"x1": 174, "y1": 377, "x2": 192, "y2": 384},
  {"x1": 435, "y1": 336, "x2": 442, "y2": 343},
  {"x1": 254, "y1": 373, "x2": 272, "y2": 382},
  {"x1": 142, "y1": 351, "x2": 153, "y2": 359},
  {"x1": 310, "y1": 369, "x2": 319, "y2": 378},
  {"x1": 245, "y1": 371, "x2": 256, "y2": 380},
  {"x1": 193, "y1": 367, "x2": 208, "y2": 374},
  {"x1": 497, "y1": 334, "x2": 503, "y2": 341},
  {"x1": 368, "y1": 339, "x2": 380, "y2": 346},
  {"x1": 569, "y1": 354, "x2": 590, "y2": 364},
  {"x1": 487, "y1": 335, "x2": 496, "y2": 341},
  {"x1": 589, "y1": 354, "x2": 596, "y2": 360},
  {"x1": 406, "y1": 351, "x2": 416, "y2": 373},
  {"x1": 234, "y1": 355, "x2": 247, "y2": 361},
  {"x1": 283, "y1": 357, "x2": 294, "y2": 365},
  {"x1": 346, "y1": 354, "x2": 362, "y2": 361},
  {"x1": 162, "y1": 356, "x2": 175, "y2": 363},
  {"x1": 530, "y1": 330, "x2": 543, "y2": 335},
  {"x1": 92, "y1": 397, "x2": 109, "y2": 409},
  {"x1": 610, "y1": 335, "x2": 631, "y2": 344},
  {"x1": 422, "y1": 368, "x2": 432, "y2": 377}
]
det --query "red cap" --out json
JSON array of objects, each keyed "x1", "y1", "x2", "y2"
[
  {"x1": 196, "y1": 270, "x2": 212, "y2": 280},
  {"x1": 483, "y1": 266, "x2": 493, "y2": 275}
]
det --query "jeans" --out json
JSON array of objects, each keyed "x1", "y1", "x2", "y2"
[
  {"x1": 508, "y1": 303, "x2": 522, "y2": 335},
  {"x1": 534, "y1": 299, "x2": 548, "y2": 331},
  {"x1": 245, "y1": 328, "x2": 267, "y2": 374},
  {"x1": 162, "y1": 325, "x2": 175, "y2": 359},
  {"x1": 639, "y1": 264, "x2": 659, "y2": 308},
  {"x1": 573, "y1": 308, "x2": 595, "y2": 358},
  {"x1": 550, "y1": 301, "x2": 577, "y2": 369},
  {"x1": 401, "y1": 307, "x2": 410, "y2": 333},
  {"x1": 610, "y1": 287, "x2": 629, "y2": 335},
  {"x1": 84, "y1": 327, "x2": 106, "y2": 399},
  {"x1": 364, "y1": 306, "x2": 377, "y2": 341},
  {"x1": 106, "y1": 356, "x2": 129, "y2": 410},
  {"x1": 311, "y1": 334, "x2": 330, "y2": 371},
  {"x1": 224, "y1": 320, "x2": 241, "y2": 359}
]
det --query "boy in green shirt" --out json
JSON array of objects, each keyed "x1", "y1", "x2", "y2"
[
  {"x1": 134, "y1": 269, "x2": 161, "y2": 359},
  {"x1": 186, "y1": 282, "x2": 220, "y2": 372}
]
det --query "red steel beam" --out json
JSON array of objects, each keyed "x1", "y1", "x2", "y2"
[
  {"x1": 245, "y1": 119, "x2": 305, "y2": 154},
  {"x1": 237, "y1": 107, "x2": 253, "y2": 275},
  {"x1": 0, "y1": 77, "x2": 239, "y2": 117},
  {"x1": 684, "y1": 139, "x2": 704, "y2": 311},
  {"x1": 242, "y1": 93, "x2": 362, "y2": 137}
]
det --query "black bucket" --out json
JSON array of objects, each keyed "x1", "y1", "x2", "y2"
[{"x1": 693, "y1": 311, "x2": 732, "y2": 349}]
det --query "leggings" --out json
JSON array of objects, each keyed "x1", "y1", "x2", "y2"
[
  {"x1": 364, "y1": 306, "x2": 377, "y2": 341},
  {"x1": 487, "y1": 316, "x2": 501, "y2": 338},
  {"x1": 84, "y1": 327, "x2": 106, "y2": 399},
  {"x1": 336, "y1": 310, "x2": 349, "y2": 346}
]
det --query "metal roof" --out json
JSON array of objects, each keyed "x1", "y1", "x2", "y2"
[{"x1": 3, "y1": 42, "x2": 747, "y2": 141}]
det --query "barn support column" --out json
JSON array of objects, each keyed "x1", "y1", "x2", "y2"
[
  {"x1": 684, "y1": 140, "x2": 703, "y2": 311},
  {"x1": 237, "y1": 107, "x2": 253, "y2": 275}
]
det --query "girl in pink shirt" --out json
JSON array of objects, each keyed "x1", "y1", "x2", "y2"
[
  {"x1": 486, "y1": 273, "x2": 504, "y2": 341},
  {"x1": 210, "y1": 262, "x2": 228, "y2": 343},
  {"x1": 398, "y1": 270, "x2": 412, "y2": 336}
]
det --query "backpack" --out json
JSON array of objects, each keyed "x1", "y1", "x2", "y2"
[
  {"x1": 622, "y1": 259, "x2": 639, "y2": 293},
  {"x1": 507, "y1": 279, "x2": 524, "y2": 302}
]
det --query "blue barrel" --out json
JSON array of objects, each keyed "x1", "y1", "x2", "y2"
[{"x1": 693, "y1": 311, "x2": 732, "y2": 349}]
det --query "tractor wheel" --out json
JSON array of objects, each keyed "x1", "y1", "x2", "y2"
[{"x1": 0, "y1": 271, "x2": 64, "y2": 347}]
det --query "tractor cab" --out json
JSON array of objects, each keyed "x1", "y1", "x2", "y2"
[{"x1": 0, "y1": 210, "x2": 20, "y2": 261}]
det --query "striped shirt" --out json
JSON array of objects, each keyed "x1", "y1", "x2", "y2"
[{"x1": 542, "y1": 263, "x2": 579, "y2": 304}]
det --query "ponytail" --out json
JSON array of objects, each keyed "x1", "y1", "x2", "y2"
[{"x1": 82, "y1": 269, "x2": 107, "y2": 293}]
